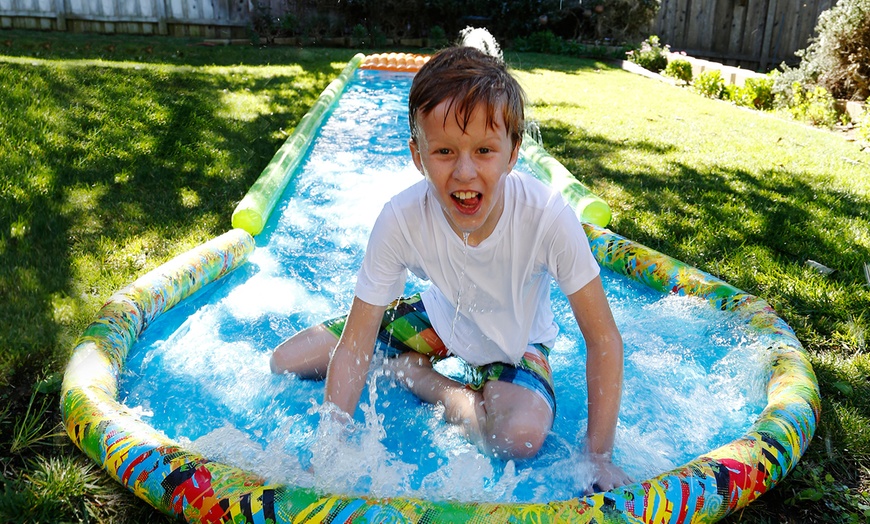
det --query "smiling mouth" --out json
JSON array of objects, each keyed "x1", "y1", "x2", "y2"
[
  {"x1": 451, "y1": 191, "x2": 481, "y2": 212},
  {"x1": 450, "y1": 191, "x2": 483, "y2": 215}
]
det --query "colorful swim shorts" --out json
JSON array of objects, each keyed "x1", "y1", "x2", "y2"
[{"x1": 323, "y1": 294, "x2": 556, "y2": 413}]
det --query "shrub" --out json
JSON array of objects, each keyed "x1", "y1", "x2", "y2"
[
  {"x1": 428, "y1": 26, "x2": 447, "y2": 46},
  {"x1": 663, "y1": 59, "x2": 692, "y2": 84},
  {"x1": 371, "y1": 25, "x2": 388, "y2": 47},
  {"x1": 251, "y1": 1, "x2": 297, "y2": 43},
  {"x1": 593, "y1": 0, "x2": 662, "y2": 43},
  {"x1": 693, "y1": 70, "x2": 726, "y2": 99},
  {"x1": 536, "y1": 0, "x2": 660, "y2": 45},
  {"x1": 733, "y1": 76, "x2": 775, "y2": 110},
  {"x1": 351, "y1": 23, "x2": 369, "y2": 45},
  {"x1": 786, "y1": 82, "x2": 840, "y2": 128},
  {"x1": 627, "y1": 35, "x2": 669, "y2": 73},
  {"x1": 515, "y1": 30, "x2": 565, "y2": 54},
  {"x1": 857, "y1": 107, "x2": 870, "y2": 143},
  {"x1": 774, "y1": 0, "x2": 870, "y2": 102},
  {"x1": 723, "y1": 83, "x2": 740, "y2": 102}
]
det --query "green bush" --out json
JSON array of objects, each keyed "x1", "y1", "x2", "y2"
[
  {"x1": 732, "y1": 76, "x2": 775, "y2": 110},
  {"x1": 723, "y1": 83, "x2": 740, "y2": 102},
  {"x1": 428, "y1": 25, "x2": 447, "y2": 46},
  {"x1": 515, "y1": 30, "x2": 565, "y2": 54},
  {"x1": 351, "y1": 23, "x2": 369, "y2": 45},
  {"x1": 593, "y1": 0, "x2": 662, "y2": 43},
  {"x1": 785, "y1": 81, "x2": 840, "y2": 128},
  {"x1": 663, "y1": 58, "x2": 692, "y2": 84},
  {"x1": 693, "y1": 70, "x2": 726, "y2": 99},
  {"x1": 774, "y1": 0, "x2": 870, "y2": 102},
  {"x1": 627, "y1": 35, "x2": 669, "y2": 73},
  {"x1": 857, "y1": 107, "x2": 870, "y2": 143}
]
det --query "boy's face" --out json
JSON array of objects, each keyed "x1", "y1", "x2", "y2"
[{"x1": 409, "y1": 100, "x2": 520, "y2": 245}]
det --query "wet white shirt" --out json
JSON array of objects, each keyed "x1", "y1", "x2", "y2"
[{"x1": 354, "y1": 170, "x2": 600, "y2": 366}]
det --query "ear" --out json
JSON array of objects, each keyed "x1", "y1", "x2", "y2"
[{"x1": 409, "y1": 138, "x2": 424, "y2": 174}]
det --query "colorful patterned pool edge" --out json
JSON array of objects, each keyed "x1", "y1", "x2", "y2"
[
  {"x1": 581, "y1": 222, "x2": 820, "y2": 522},
  {"x1": 61, "y1": 222, "x2": 819, "y2": 523}
]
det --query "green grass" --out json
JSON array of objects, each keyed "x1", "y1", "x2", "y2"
[{"x1": 1, "y1": 30, "x2": 868, "y2": 522}]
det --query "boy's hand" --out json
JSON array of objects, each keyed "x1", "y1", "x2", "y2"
[{"x1": 586, "y1": 454, "x2": 632, "y2": 494}]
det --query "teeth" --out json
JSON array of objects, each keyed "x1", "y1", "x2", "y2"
[{"x1": 454, "y1": 191, "x2": 478, "y2": 200}]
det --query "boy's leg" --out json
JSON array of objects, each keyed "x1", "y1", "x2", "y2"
[
  {"x1": 270, "y1": 294, "x2": 438, "y2": 379},
  {"x1": 479, "y1": 379, "x2": 553, "y2": 459},
  {"x1": 385, "y1": 352, "x2": 488, "y2": 445},
  {"x1": 387, "y1": 346, "x2": 555, "y2": 460},
  {"x1": 270, "y1": 324, "x2": 338, "y2": 379}
]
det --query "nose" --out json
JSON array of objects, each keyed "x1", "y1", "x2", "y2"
[{"x1": 453, "y1": 153, "x2": 476, "y2": 182}]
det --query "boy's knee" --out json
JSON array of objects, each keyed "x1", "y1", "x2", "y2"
[{"x1": 488, "y1": 416, "x2": 548, "y2": 460}]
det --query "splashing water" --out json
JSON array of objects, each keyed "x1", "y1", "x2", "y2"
[
  {"x1": 449, "y1": 231, "x2": 470, "y2": 348},
  {"x1": 119, "y1": 69, "x2": 769, "y2": 503},
  {"x1": 459, "y1": 26, "x2": 503, "y2": 61}
]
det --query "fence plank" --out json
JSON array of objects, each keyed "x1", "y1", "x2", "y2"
[
  {"x1": 728, "y1": 2, "x2": 746, "y2": 58},
  {"x1": 55, "y1": 0, "x2": 65, "y2": 30},
  {"x1": 657, "y1": 0, "x2": 676, "y2": 38},
  {"x1": 155, "y1": 0, "x2": 167, "y2": 34},
  {"x1": 686, "y1": 0, "x2": 702, "y2": 48},
  {"x1": 759, "y1": 0, "x2": 778, "y2": 70},
  {"x1": 712, "y1": 0, "x2": 733, "y2": 57}
]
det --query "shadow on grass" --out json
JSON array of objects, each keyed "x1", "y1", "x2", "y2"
[
  {"x1": 0, "y1": 57, "x2": 341, "y2": 388},
  {"x1": 540, "y1": 117, "x2": 869, "y2": 290},
  {"x1": 0, "y1": 47, "x2": 355, "y2": 522}
]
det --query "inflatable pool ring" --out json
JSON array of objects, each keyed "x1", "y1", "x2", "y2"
[
  {"x1": 62, "y1": 54, "x2": 820, "y2": 524},
  {"x1": 61, "y1": 223, "x2": 820, "y2": 523}
]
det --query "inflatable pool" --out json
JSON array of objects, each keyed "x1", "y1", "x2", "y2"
[{"x1": 62, "y1": 53, "x2": 820, "y2": 523}]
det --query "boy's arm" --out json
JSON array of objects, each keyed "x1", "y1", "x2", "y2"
[
  {"x1": 324, "y1": 296, "x2": 388, "y2": 416},
  {"x1": 567, "y1": 276, "x2": 631, "y2": 491}
]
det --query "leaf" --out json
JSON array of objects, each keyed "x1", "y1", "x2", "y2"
[
  {"x1": 833, "y1": 381, "x2": 853, "y2": 397},
  {"x1": 797, "y1": 488, "x2": 825, "y2": 502}
]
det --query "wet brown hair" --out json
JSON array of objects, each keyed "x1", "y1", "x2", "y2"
[{"x1": 408, "y1": 46, "x2": 525, "y2": 147}]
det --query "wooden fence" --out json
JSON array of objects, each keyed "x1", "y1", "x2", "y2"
[
  {"x1": 654, "y1": 0, "x2": 833, "y2": 71},
  {"x1": 1, "y1": 0, "x2": 836, "y2": 70},
  {"x1": 0, "y1": 0, "x2": 251, "y2": 38}
]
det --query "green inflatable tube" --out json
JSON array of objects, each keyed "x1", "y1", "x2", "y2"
[
  {"x1": 521, "y1": 136, "x2": 612, "y2": 227},
  {"x1": 231, "y1": 53, "x2": 366, "y2": 236}
]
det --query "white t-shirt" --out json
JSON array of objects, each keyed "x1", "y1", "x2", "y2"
[{"x1": 354, "y1": 170, "x2": 600, "y2": 366}]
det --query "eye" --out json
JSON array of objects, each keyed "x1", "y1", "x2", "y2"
[
  {"x1": 478, "y1": 147, "x2": 492, "y2": 154},
  {"x1": 436, "y1": 148, "x2": 451, "y2": 155}
]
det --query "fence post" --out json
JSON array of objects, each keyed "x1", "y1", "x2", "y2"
[
  {"x1": 55, "y1": 0, "x2": 67, "y2": 31},
  {"x1": 760, "y1": 0, "x2": 778, "y2": 71},
  {"x1": 155, "y1": 0, "x2": 168, "y2": 35}
]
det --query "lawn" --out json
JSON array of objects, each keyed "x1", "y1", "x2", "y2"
[{"x1": 1, "y1": 29, "x2": 868, "y2": 523}]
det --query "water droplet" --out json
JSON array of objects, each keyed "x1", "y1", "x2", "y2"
[{"x1": 449, "y1": 231, "x2": 471, "y2": 347}]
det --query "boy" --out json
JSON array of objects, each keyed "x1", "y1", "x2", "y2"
[{"x1": 271, "y1": 46, "x2": 630, "y2": 492}]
